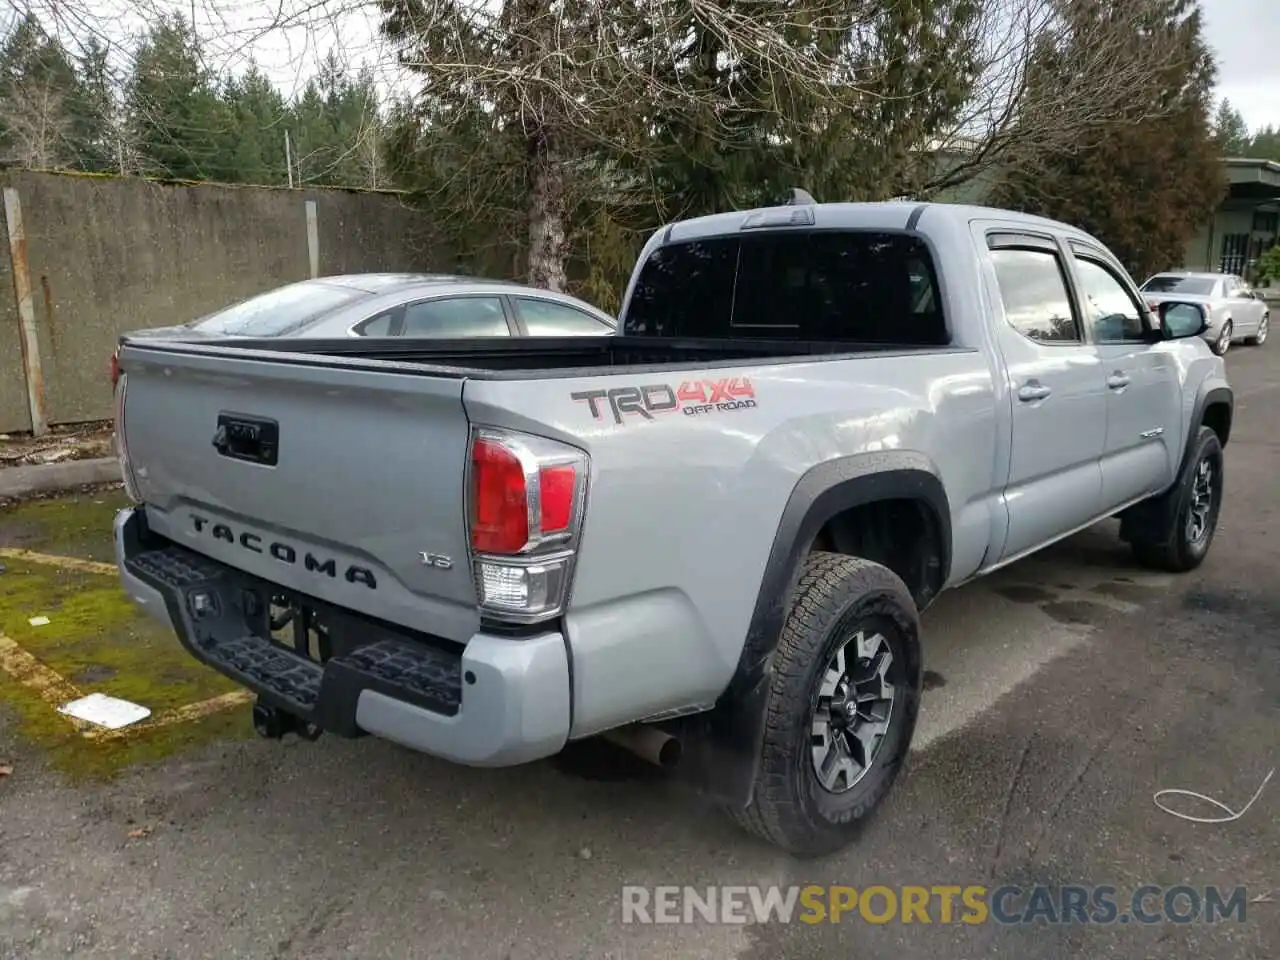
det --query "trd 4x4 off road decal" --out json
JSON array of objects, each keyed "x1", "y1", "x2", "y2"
[{"x1": 571, "y1": 377, "x2": 757, "y2": 425}]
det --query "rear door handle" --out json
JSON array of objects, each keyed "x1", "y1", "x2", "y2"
[
  {"x1": 1107, "y1": 372, "x2": 1130, "y2": 390},
  {"x1": 1017, "y1": 381, "x2": 1052, "y2": 402}
]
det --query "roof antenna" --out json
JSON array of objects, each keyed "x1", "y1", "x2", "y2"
[{"x1": 787, "y1": 187, "x2": 816, "y2": 206}]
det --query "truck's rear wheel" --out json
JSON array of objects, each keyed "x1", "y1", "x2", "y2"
[{"x1": 727, "y1": 552, "x2": 922, "y2": 857}]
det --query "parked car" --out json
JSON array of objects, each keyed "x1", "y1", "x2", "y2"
[
  {"x1": 111, "y1": 199, "x2": 1231, "y2": 858},
  {"x1": 1139, "y1": 271, "x2": 1269, "y2": 355},
  {"x1": 110, "y1": 274, "x2": 616, "y2": 385}
]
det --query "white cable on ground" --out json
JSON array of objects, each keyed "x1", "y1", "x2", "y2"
[{"x1": 1154, "y1": 768, "x2": 1274, "y2": 824}]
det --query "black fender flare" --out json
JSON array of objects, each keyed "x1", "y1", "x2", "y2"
[
  {"x1": 1119, "y1": 383, "x2": 1233, "y2": 541},
  {"x1": 1180, "y1": 385, "x2": 1233, "y2": 477},
  {"x1": 669, "y1": 452, "x2": 951, "y2": 807}
]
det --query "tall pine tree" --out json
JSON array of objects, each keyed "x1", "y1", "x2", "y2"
[
  {"x1": 378, "y1": 0, "x2": 985, "y2": 291},
  {"x1": 992, "y1": 0, "x2": 1226, "y2": 280},
  {"x1": 1212, "y1": 100, "x2": 1250, "y2": 155},
  {"x1": 125, "y1": 14, "x2": 234, "y2": 181},
  {"x1": 0, "y1": 14, "x2": 84, "y2": 169}
]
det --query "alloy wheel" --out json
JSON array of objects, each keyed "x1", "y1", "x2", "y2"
[
  {"x1": 1186, "y1": 456, "x2": 1218, "y2": 546},
  {"x1": 810, "y1": 628, "x2": 897, "y2": 793}
]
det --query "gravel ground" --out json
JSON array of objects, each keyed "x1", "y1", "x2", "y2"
[{"x1": 0, "y1": 347, "x2": 1275, "y2": 960}]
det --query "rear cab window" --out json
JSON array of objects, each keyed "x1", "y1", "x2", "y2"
[{"x1": 624, "y1": 231, "x2": 949, "y2": 345}]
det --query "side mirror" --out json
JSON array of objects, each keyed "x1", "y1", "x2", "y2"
[{"x1": 1159, "y1": 301, "x2": 1208, "y2": 339}]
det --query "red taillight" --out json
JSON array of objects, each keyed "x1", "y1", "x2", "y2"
[
  {"x1": 109, "y1": 348, "x2": 120, "y2": 389},
  {"x1": 468, "y1": 427, "x2": 587, "y2": 622},
  {"x1": 468, "y1": 431, "x2": 582, "y2": 554},
  {"x1": 470, "y1": 437, "x2": 530, "y2": 554},
  {"x1": 539, "y1": 464, "x2": 576, "y2": 534}
]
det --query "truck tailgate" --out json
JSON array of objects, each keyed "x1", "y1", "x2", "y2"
[{"x1": 118, "y1": 343, "x2": 480, "y2": 643}]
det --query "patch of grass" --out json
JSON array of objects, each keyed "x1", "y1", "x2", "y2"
[
  {"x1": 0, "y1": 672, "x2": 252, "y2": 781},
  {"x1": 0, "y1": 557, "x2": 251, "y2": 779},
  {"x1": 0, "y1": 488, "x2": 132, "y2": 562},
  {"x1": 3, "y1": 561, "x2": 241, "y2": 707}
]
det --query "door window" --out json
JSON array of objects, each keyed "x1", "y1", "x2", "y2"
[
  {"x1": 1073, "y1": 258, "x2": 1147, "y2": 343},
  {"x1": 516, "y1": 298, "x2": 612, "y2": 335},
  {"x1": 989, "y1": 248, "x2": 1080, "y2": 343},
  {"x1": 400, "y1": 297, "x2": 510, "y2": 337}
]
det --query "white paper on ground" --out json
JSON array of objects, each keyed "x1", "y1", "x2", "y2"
[
  {"x1": 28, "y1": 616, "x2": 49, "y2": 626},
  {"x1": 58, "y1": 693, "x2": 151, "y2": 730}
]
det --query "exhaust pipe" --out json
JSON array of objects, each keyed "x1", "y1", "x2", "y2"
[{"x1": 602, "y1": 724, "x2": 682, "y2": 768}]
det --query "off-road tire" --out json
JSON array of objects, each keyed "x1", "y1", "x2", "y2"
[
  {"x1": 1128, "y1": 426, "x2": 1224, "y2": 573},
  {"x1": 725, "y1": 552, "x2": 922, "y2": 858}
]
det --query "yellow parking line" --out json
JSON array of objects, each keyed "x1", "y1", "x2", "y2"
[
  {"x1": 0, "y1": 547, "x2": 116, "y2": 577},
  {"x1": 0, "y1": 633, "x2": 93, "y2": 732},
  {"x1": 83, "y1": 690, "x2": 254, "y2": 741},
  {"x1": 0, "y1": 632, "x2": 251, "y2": 741}
]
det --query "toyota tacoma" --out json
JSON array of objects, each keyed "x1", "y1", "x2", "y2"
[{"x1": 111, "y1": 198, "x2": 1232, "y2": 856}]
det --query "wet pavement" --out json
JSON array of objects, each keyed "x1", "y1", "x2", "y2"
[{"x1": 0, "y1": 346, "x2": 1276, "y2": 959}]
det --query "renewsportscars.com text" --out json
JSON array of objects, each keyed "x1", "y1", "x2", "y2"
[{"x1": 620, "y1": 884, "x2": 1251, "y2": 926}]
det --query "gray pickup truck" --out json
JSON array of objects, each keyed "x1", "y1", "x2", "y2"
[{"x1": 112, "y1": 199, "x2": 1232, "y2": 857}]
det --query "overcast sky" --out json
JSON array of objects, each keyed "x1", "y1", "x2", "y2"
[
  {"x1": 20, "y1": 0, "x2": 1280, "y2": 132},
  {"x1": 1202, "y1": 0, "x2": 1280, "y2": 130}
]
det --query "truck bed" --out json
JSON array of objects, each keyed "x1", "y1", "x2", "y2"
[{"x1": 120, "y1": 334, "x2": 966, "y2": 380}]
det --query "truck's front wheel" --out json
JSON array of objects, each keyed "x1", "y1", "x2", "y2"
[
  {"x1": 1128, "y1": 425, "x2": 1224, "y2": 572},
  {"x1": 728, "y1": 552, "x2": 922, "y2": 857}
]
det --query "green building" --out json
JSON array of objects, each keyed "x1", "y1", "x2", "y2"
[{"x1": 1182, "y1": 158, "x2": 1280, "y2": 279}]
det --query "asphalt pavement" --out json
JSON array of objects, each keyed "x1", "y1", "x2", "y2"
[{"x1": 1, "y1": 346, "x2": 1276, "y2": 960}]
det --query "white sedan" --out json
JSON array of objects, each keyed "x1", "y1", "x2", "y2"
[{"x1": 1140, "y1": 271, "x2": 1269, "y2": 355}]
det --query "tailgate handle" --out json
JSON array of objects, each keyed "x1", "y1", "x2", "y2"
[{"x1": 213, "y1": 414, "x2": 279, "y2": 466}]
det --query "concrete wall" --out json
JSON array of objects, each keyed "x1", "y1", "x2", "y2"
[{"x1": 0, "y1": 171, "x2": 449, "y2": 433}]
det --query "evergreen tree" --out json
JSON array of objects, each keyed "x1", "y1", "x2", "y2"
[
  {"x1": 1246, "y1": 125, "x2": 1280, "y2": 162},
  {"x1": 222, "y1": 63, "x2": 289, "y2": 184},
  {"x1": 378, "y1": 0, "x2": 985, "y2": 291},
  {"x1": 627, "y1": 0, "x2": 984, "y2": 221},
  {"x1": 67, "y1": 36, "x2": 120, "y2": 172},
  {"x1": 991, "y1": 0, "x2": 1226, "y2": 280},
  {"x1": 1212, "y1": 100, "x2": 1250, "y2": 155},
  {"x1": 0, "y1": 14, "x2": 84, "y2": 169},
  {"x1": 281, "y1": 51, "x2": 383, "y2": 187},
  {"x1": 125, "y1": 14, "x2": 234, "y2": 181},
  {"x1": 289, "y1": 77, "x2": 340, "y2": 184}
]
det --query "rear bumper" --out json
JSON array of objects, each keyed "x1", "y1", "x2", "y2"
[{"x1": 113, "y1": 507, "x2": 571, "y2": 766}]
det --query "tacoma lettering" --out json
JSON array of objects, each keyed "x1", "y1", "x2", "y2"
[{"x1": 190, "y1": 514, "x2": 377, "y2": 589}]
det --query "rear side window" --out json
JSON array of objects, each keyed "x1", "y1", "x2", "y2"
[
  {"x1": 516, "y1": 297, "x2": 613, "y2": 335},
  {"x1": 401, "y1": 297, "x2": 510, "y2": 337},
  {"x1": 989, "y1": 248, "x2": 1080, "y2": 343},
  {"x1": 188, "y1": 281, "x2": 365, "y2": 336},
  {"x1": 624, "y1": 231, "x2": 947, "y2": 344}
]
